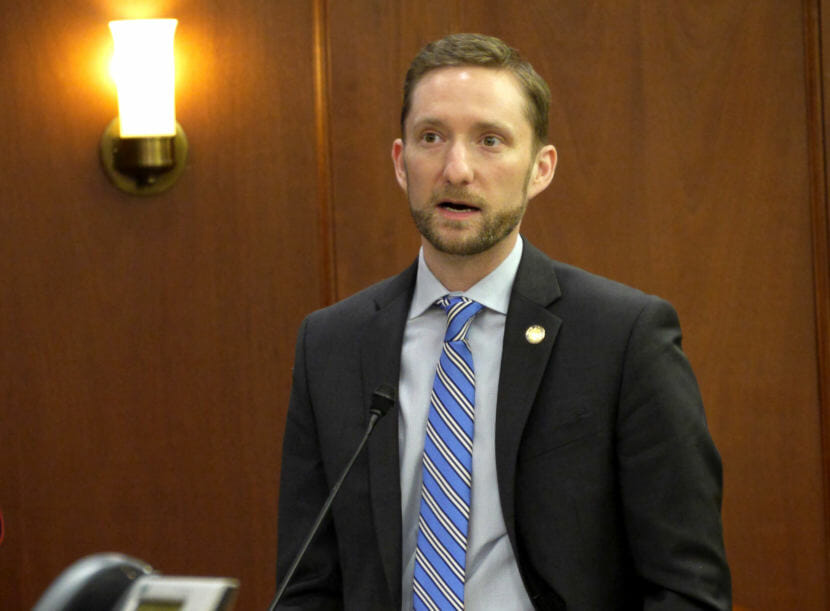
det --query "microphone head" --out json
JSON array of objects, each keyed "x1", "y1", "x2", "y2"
[{"x1": 370, "y1": 384, "x2": 397, "y2": 419}]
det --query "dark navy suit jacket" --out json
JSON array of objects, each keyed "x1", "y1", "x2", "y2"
[{"x1": 276, "y1": 239, "x2": 731, "y2": 610}]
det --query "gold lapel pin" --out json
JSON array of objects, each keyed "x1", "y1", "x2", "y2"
[{"x1": 525, "y1": 325, "x2": 546, "y2": 344}]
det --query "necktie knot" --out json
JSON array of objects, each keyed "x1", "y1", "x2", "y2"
[{"x1": 437, "y1": 296, "x2": 483, "y2": 343}]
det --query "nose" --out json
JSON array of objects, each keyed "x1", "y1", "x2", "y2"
[{"x1": 442, "y1": 141, "x2": 474, "y2": 185}]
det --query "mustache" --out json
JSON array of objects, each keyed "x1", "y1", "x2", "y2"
[{"x1": 428, "y1": 186, "x2": 487, "y2": 208}]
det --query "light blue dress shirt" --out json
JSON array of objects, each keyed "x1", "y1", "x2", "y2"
[{"x1": 399, "y1": 238, "x2": 534, "y2": 610}]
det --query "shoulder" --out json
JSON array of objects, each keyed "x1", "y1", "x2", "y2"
[
  {"x1": 302, "y1": 260, "x2": 417, "y2": 331},
  {"x1": 514, "y1": 241, "x2": 687, "y2": 363},
  {"x1": 553, "y1": 260, "x2": 657, "y2": 312},
  {"x1": 519, "y1": 239, "x2": 665, "y2": 317}
]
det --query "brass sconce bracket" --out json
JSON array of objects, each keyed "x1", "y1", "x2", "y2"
[{"x1": 100, "y1": 119, "x2": 188, "y2": 196}]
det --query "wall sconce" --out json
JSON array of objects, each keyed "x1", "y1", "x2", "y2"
[{"x1": 100, "y1": 19, "x2": 188, "y2": 195}]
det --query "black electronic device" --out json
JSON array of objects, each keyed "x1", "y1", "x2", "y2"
[{"x1": 32, "y1": 554, "x2": 238, "y2": 611}]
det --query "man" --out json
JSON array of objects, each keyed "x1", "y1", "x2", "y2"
[{"x1": 276, "y1": 33, "x2": 730, "y2": 610}]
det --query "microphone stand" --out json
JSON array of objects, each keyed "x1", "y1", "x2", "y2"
[{"x1": 267, "y1": 385, "x2": 396, "y2": 611}]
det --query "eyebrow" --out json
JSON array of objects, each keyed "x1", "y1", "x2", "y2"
[{"x1": 411, "y1": 117, "x2": 516, "y2": 136}]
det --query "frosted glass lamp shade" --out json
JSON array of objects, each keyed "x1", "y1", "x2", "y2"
[{"x1": 109, "y1": 19, "x2": 178, "y2": 138}]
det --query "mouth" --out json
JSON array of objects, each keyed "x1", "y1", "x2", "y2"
[{"x1": 437, "y1": 200, "x2": 480, "y2": 213}]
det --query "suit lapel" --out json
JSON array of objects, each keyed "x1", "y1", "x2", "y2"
[
  {"x1": 357, "y1": 242, "x2": 560, "y2": 604},
  {"x1": 361, "y1": 263, "x2": 416, "y2": 609},
  {"x1": 495, "y1": 240, "x2": 562, "y2": 544}
]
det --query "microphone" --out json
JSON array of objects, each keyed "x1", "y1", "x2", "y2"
[{"x1": 268, "y1": 384, "x2": 397, "y2": 610}]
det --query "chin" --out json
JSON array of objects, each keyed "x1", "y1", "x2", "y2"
[{"x1": 427, "y1": 234, "x2": 500, "y2": 257}]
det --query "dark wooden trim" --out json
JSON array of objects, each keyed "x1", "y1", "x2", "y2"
[
  {"x1": 313, "y1": 0, "x2": 337, "y2": 305},
  {"x1": 803, "y1": 0, "x2": 830, "y2": 593}
]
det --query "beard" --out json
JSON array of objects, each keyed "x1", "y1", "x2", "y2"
[{"x1": 408, "y1": 182, "x2": 529, "y2": 256}]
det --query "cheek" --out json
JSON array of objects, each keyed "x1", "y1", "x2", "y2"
[
  {"x1": 488, "y1": 165, "x2": 528, "y2": 193},
  {"x1": 402, "y1": 159, "x2": 435, "y2": 193}
]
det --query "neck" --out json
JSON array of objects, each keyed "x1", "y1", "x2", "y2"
[{"x1": 423, "y1": 233, "x2": 519, "y2": 292}]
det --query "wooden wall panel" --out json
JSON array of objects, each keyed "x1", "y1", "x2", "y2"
[
  {"x1": 327, "y1": 1, "x2": 828, "y2": 608},
  {"x1": 815, "y1": 0, "x2": 830, "y2": 593},
  {"x1": 2, "y1": 1, "x2": 829, "y2": 609},
  {"x1": 325, "y1": 0, "x2": 460, "y2": 298},
  {"x1": 0, "y1": 2, "x2": 320, "y2": 609},
  {"x1": 463, "y1": 3, "x2": 827, "y2": 608}
]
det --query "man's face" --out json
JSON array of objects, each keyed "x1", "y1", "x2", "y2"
[{"x1": 392, "y1": 66, "x2": 556, "y2": 258}]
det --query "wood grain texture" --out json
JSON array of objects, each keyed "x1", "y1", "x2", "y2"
[
  {"x1": 313, "y1": 0, "x2": 337, "y2": 307},
  {"x1": 0, "y1": 2, "x2": 320, "y2": 609},
  {"x1": 813, "y1": 0, "x2": 830, "y2": 598},
  {"x1": 465, "y1": 4, "x2": 826, "y2": 606},
  {"x1": 1, "y1": 1, "x2": 828, "y2": 609},
  {"x1": 326, "y1": 0, "x2": 459, "y2": 299}
]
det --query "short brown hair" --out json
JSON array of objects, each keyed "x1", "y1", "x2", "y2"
[{"x1": 400, "y1": 33, "x2": 551, "y2": 146}]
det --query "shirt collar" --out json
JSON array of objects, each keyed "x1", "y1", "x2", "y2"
[{"x1": 408, "y1": 237, "x2": 523, "y2": 319}]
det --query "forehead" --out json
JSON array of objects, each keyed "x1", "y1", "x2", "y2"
[{"x1": 406, "y1": 66, "x2": 531, "y2": 134}]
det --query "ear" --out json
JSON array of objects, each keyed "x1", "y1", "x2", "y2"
[
  {"x1": 526, "y1": 144, "x2": 557, "y2": 201},
  {"x1": 391, "y1": 138, "x2": 408, "y2": 192}
]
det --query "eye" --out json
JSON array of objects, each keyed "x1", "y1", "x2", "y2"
[
  {"x1": 420, "y1": 131, "x2": 442, "y2": 144},
  {"x1": 481, "y1": 134, "x2": 502, "y2": 147}
]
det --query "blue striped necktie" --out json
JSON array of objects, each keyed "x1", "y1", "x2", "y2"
[{"x1": 413, "y1": 295, "x2": 483, "y2": 610}]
